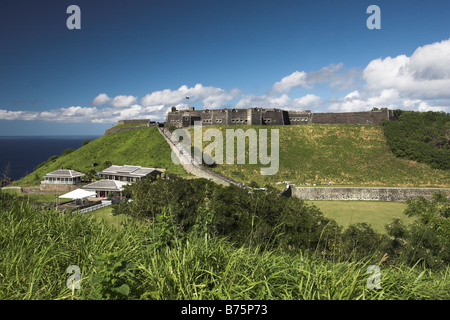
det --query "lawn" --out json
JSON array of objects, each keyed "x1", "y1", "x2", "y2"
[
  {"x1": 88, "y1": 206, "x2": 129, "y2": 227},
  {"x1": 1, "y1": 188, "x2": 72, "y2": 204},
  {"x1": 306, "y1": 200, "x2": 413, "y2": 233}
]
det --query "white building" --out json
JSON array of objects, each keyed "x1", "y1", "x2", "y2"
[
  {"x1": 97, "y1": 165, "x2": 163, "y2": 182},
  {"x1": 41, "y1": 169, "x2": 85, "y2": 185}
]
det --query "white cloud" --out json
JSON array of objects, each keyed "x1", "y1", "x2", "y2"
[
  {"x1": 364, "y1": 38, "x2": 450, "y2": 99},
  {"x1": 111, "y1": 95, "x2": 138, "y2": 108},
  {"x1": 141, "y1": 83, "x2": 240, "y2": 109},
  {"x1": 92, "y1": 93, "x2": 111, "y2": 106},
  {"x1": 271, "y1": 71, "x2": 307, "y2": 93},
  {"x1": 291, "y1": 94, "x2": 322, "y2": 109},
  {"x1": 271, "y1": 63, "x2": 360, "y2": 94}
]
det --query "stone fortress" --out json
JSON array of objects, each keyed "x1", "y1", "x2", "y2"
[{"x1": 166, "y1": 106, "x2": 396, "y2": 127}]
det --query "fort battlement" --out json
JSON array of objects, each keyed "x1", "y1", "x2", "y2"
[{"x1": 166, "y1": 107, "x2": 395, "y2": 127}]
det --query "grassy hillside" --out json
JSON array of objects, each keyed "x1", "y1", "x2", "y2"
[
  {"x1": 16, "y1": 127, "x2": 186, "y2": 185},
  {"x1": 188, "y1": 124, "x2": 450, "y2": 188}
]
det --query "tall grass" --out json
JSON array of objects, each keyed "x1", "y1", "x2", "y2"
[{"x1": 1, "y1": 196, "x2": 449, "y2": 300}]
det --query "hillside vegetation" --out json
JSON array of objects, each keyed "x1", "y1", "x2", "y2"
[
  {"x1": 2, "y1": 180, "x2": 449, "y2": 300},
  {"x1": 382, "y1": 110, "x2": 450, "y2": 170},
  {"x1": 187, "y1": 124, "x2": 450, "y2": 188},
  {"x1": 16, "y1": 127, "x2": 186, "y2": 185},
  {"x1": 15, "y1": 118, "x2": 450, "y2": 188}
]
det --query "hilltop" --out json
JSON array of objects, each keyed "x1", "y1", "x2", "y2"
[
  {"x1": 16, "y1": 126, "x2": 186, "y2": 186},
  {"x1": 188, "y1": 124, "x2": 450, "y2": 188},
  {"x1": 14, "y1": 122, "x2": 450, "y2": 188}
]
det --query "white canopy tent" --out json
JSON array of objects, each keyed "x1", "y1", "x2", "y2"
[{"x1": 59, "y1": 189, "x2": 97, "y2": 199}]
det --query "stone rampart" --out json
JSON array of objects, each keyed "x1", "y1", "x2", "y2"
[
  {"x1": 311, "y1": 109, "x2": 393, "y2": 125},
  {"x1": 104, "y1": 125, "x2": 148, "y2": 135},
  {"x1": 290, "y1": 186, "x2": 450, "y2": 202},
  {"x1": 118, "y1": 119, "x2": 150, "y2": 125}
]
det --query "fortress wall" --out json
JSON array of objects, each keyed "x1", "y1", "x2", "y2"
[
  {"x1": 118, "y1": 119, "x2": 150, "y2": 125},
  {"x1": 291, "y1": 186, "x2": 450, "y2": 202},
  {"x1": 165, "y1": 107, "x2": 395, "y2": 127},
  {"x1": 105, "y1": 125, "x2": 148, "y2": 135},
  {"x1": 262, "y1": 109, "x2": 285, "y2": 125},
  {"x1": 287, "y1": 110, "x2": 312, "y2": 125},
  {"x1": 311, "y1": 110, "x2": 391, "y2": 125}
]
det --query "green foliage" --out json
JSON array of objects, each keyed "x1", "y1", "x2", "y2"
[
  {"x1": 115, "y1": 178, "x2": 342, "y2": 256},
  {"x1": 90, "y1": 251, "x2": 137, "y2": 299},
  {"x1": 151, "y1": 207, "x2": 184, "y2": 249},
  {"x1": 60, "y1": 148, "x2": 75, "y2": 157},
  {"x1": 103, "y1": 160, "x2": 112, "y2": 168},
  {"x1": 340, "y1": 223, "x2": 387, "y2": 261},
  {"x1": 84, "y1": 169, "x2": 97, "y2": 181},
  {"x1": 190, "y1": 188, "x2": 217, "y2": 242},
  {"x1": 82, "y1": 139, "x2": 91, "y2": 146},
  {"x1": 382, "y1": 110, "x2": 450, "y2": 169},
  {"x1": 2, "y1": 193, "x2": 450, "y2": 300},
  {"x1": 34, "y1": 154, "x2": 59, "y2": 171},
  {"x1": 385, "y1": 193, "x2": 450, "y2": 269}
]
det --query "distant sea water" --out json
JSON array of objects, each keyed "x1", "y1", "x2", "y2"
[{"x1": 0, "y1": 136, "x2": 100, "y2": 181}]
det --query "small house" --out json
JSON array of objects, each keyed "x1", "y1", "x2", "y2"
[
  {"x1": 97, "y1": 165, "x2": 163, "y2": 182},
  {"x1": 41, "y1": 169, "x2": 85, "y2": 185},
  {"x1": 83, "y1": 179, "x2": 129, "y2": 198}
]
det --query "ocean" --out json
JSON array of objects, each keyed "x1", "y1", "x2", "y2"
[{"x1": 0, "y1": 136, "x2": 100, "y2": 181}]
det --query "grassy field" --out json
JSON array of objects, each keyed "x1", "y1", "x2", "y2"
[
  {"x1": 306, "y1": 200, "x2": 413, "y2": 233},
  {"x1": 88, "y1": 206, "x2": 128, "y2": 227},
  {"x1": 188, "y1": 124, "x2": 450, "y2": 188},
  {"x1": 15, "y1": 126, "x2": 187, "y2": 186}
]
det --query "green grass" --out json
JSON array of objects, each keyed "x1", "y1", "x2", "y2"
[
  {"x1": 15, "y1": 127, "x2": 187, "y2": 186},
  {"x1": 1, "y1": 188, "x2": 72, "y2": 204},
  {"x1": 89, "y1": 206, "x2": 128, "y2": 227},
  {"x1": 1, "y1": 196, "x2": 449, "y2": 300},
  {"x1": 189, "y1": 124, "x2": 450, "y2": 188},
  {"x1": 109, "y1": 123, "x2": 148, "y2": 129},
  {"x1": 0, "y1": 188, "x2": 22, "y2": 196},
  {"x1": 306, "y1": 200, "x2": 413, "y2": 233}
]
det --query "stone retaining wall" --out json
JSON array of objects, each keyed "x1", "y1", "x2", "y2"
[
  {"x1": 290, "y1": 186, "x2": 450, "y2": 202},
  {"x1": 39, "y1": 184, "x2": 80, "y2": 192}
]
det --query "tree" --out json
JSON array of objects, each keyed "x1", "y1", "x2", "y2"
[
  {"x1": 385, "y1": 193, "x2": 450, "y2": 269},
  {"x1": 1, "y1": 162, "x2": 12, "y2": 179}
]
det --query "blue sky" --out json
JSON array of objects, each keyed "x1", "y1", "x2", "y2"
[{"x1": 1, "y1": 0, "x2": 450, "y2": 135}]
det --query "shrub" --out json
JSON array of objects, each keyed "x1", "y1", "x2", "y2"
[
  {"x1": 385, "y1": 193, "x2": 450, "y2": 269},
  {"x1": 60, "y1": 148, "x2": 75, "y2": 157}
]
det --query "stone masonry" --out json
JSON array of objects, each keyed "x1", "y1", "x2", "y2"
[{"x1": 166, "y1": 106, "x2": 395, "y2": 128}]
